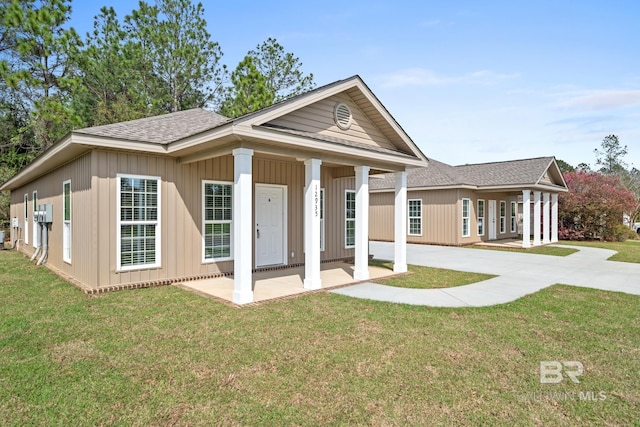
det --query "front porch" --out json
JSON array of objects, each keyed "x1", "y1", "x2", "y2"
[{"x1": 176, "y1": 262, "x2": 397, "y2": 305}]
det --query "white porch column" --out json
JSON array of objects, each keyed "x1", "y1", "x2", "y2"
[
  {"x1": 232, "y1": 148, "x2": 254, "y2": 305},
  {"x1": 304, "y1": 158, "x2": 322, "y2": 290},
  {"x1": 551, "y1": 193, "x2": 559, "y2": 243},
  {"x1": 522, "y1": 190, "x2": 531, "y2": 248},
  {"x1": 533, "y1": 191, "x2": 541, "y2": 246},
  {"x1": 393, "y1": 171, "x2": 408, "y2": 273},
  {"x1": 354, "y1": 165, "x2": 370, "y2": 281},
  {"x1": 542, "y1": 192, "x2": 551, "y2": 244}
]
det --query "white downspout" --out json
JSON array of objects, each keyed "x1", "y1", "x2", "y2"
[
  {"x1": 30, "y1": 221, "x2": 42, "y2": 262},
  {"x1": 37, "y1": 223, "x2": 48, "y2": 265}
]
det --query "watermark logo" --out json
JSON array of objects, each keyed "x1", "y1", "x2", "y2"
[
  {"x1": 540, "y1": 361, "x2": 584, "y2": 384},
  {"x1": 517, "y1": 361, "x2": 607, "y2": 402}
]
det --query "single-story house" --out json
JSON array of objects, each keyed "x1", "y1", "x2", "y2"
[
  {"x1": 369, "y1": 157, "x2": 568, "y2": 247},
  {"x1": 1, "y1": 75, "x2": 428, "y2": 304}
]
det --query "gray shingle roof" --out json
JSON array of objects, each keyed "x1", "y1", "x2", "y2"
[
  {"x1": 370, "y1": 157, "x2": 558, "y2": 190},
  {"x1": 74, "y1": 108, "x2": 230, "y2": 144}
]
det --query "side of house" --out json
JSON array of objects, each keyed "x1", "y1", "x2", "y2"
[
  {"x1": 3, "y1": 76, "x2": 428, "y2": 303},
  {"x1": 370, "y1": 157, "x2": 568, "y2": 247}
]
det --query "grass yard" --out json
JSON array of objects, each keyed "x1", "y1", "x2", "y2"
[
  {"x1": 472, "y1": 245, "x2": 579, "y2": 257},
  {"x1": 558, "y1": 240, "x2": 640, "y2": 263},
  {"x1": 1, "y1": 250, "x2": 639, "y2": 426},
  {"x1": 370, "y1": 260, "x2": 495, "y2": 289}
]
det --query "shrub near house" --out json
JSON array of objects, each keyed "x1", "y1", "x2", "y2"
[{"x1": 559, "y1": 171, "x2": 637, "y2": 241}]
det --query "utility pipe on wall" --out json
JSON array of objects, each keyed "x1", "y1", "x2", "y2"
[
  {"x1": 30, "y1": 221, "x2": 42, "y2": 262},
  {"x1": 37, "y1": 223, "x2": 48, "y2": 265}
]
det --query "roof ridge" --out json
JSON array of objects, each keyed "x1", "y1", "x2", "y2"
[{"x1": 453, "y1": 156, "x2": 554, "y2": 168}]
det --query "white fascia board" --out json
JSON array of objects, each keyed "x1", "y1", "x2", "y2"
[
  {"x1": 0, "y1": 135, "x2": 77, "y2": 190},
  {"x1": 72, "y1": 134, "x2": 168, "y2": 154},
  {"x1": 370, "y1": 184, "x2": 477, "y2": 193},
  {"x1": 476, "y1": 184, "x2": 568, "y2": 193},
  {"x1": 350, "y1": 80, "x2": 427, "y2": 162}
]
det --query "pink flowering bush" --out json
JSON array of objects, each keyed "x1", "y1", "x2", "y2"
[{"x1": 559, "y1": 171, "x2": 637, "y2": 241}]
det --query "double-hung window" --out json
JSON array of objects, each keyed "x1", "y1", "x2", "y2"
[
  {"x1": 462, "y1": 198, "x2": 470, "y2": 237},
  {"x1": 510, "y1": 201, "x2": 517, "y2": 233},
  {"x1": 32, "y1": 191, "x2": 38, "y2": 248},
  {"x1": 63, "y1": 180, "x2": 71, "y2": 263},
  {"x1": 500, "y1": 201, "x2": 506, "y2": 233},
  {"x1": 345, "y1": 190, "x2": 355, "y2": 248},
  {"x1": 117, "y1": 175, "x2": 161, "y2": 270},
  {"x1": 408, "y1": 199, "x2": 422, "y2": 236},
  {"x1": 24, "y1": 193, "x2": 29, "y2": 245},
  {"x1": 202, "y1": 181, "x2": 232, "y2": 262},
  {"x1": 477, "y1": 199, "x2": 485, "y2": 236}
]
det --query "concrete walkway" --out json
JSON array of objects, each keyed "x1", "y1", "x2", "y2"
[{"x1": 330, "y1": 242, "x2": 640, "y2": 307}]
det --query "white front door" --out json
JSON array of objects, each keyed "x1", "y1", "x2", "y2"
[
  {"x1": 255, "y1": 184, "x2": 287, "y2": 267},
  {"x1": 488, "y1": 200, "x2": 497, "y2": 240}
]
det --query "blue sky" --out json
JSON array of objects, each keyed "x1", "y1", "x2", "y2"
[{"x1": 69, "y1": 0, "x2": 640, "y2": 169}]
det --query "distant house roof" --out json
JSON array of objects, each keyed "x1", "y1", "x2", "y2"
[
  {"x1": 74, "y1": 108, "x2": 230, "y2": 144},
  {"x1": 370, "y1": 156, "x2": 568, "y2": 192}
]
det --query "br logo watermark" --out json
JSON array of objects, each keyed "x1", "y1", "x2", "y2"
[
  {"x1": 540, "y1": 361, "x2": 583, "y2": 384},
  {"x1": 518, "y1": 360, "x2": 607, "y2": 402}
]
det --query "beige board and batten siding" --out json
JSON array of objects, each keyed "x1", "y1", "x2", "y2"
[
  {"x1": 370, "y1": 189, "x2": 521, "y2": 246},
  {"x1": 10, "y1": 152, "x2": 94, "y2": 287},
  {"x1": 266, "y1": 94, "x2": 397, "y2": 152},
  {"x1": 370, "y1": 189, "x2": 459, "y2": 245},
  {"x1": 93, "y1": 149, "x2": 356, "y2": 289}
]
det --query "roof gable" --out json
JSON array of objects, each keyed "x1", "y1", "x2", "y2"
[{"x1": 231, "y1": 75, "x2": 426, "y2": 161}]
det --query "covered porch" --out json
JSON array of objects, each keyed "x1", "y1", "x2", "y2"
[
  {"x1": 176, "y1": 261, "x2": 398, "y2": 305},
  {"x1": 226, "y1": 148, "x2": 411, "y2": 305}
]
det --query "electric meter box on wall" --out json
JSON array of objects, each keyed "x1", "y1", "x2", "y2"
[{"x1": 37, "y1": 204, "x2": 53, "y2": 223}]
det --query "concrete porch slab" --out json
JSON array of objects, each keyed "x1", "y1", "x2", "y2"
[{"x1": 176, "y1": 262, "x2": 396, "y2": 304}]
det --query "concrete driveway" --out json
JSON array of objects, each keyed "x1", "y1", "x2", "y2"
[{"x1": 331, "y1": 241, "x2": 640, "y2": 307}]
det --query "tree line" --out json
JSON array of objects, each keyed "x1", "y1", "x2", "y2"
[{"x1": 0, "y1": 0, "x2": 315, "y2": 225}]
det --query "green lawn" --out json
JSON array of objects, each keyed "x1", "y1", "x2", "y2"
[
  {"x1": 558, "y1": 240, "x2": 640, "y2": 263},
  {"x1": 370, "y1": 260, "x2": 495, "y2": 289},
  {"x1": 472, "y1": 244, "x2": 579, "y2": 257},
  {"x1": 1, "y1": 250, "x2": 639, "y2": 426}
]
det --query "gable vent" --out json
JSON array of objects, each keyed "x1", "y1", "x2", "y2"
[{"x1": 334, "y1": 102, "x2": 352, "y2": 130}]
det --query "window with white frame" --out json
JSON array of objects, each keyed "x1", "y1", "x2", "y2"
[
  {"x1": 408, "y1": 199, "x2": 422, "y2": 236},
  {"x1": 462, "y1": 198, "x2": 470, "y2": 237},
  {"x1": 320, "y1": 188, "x2": 325, "y2": 251},
  {"x1": 117, "y1": 175, "x2": 160, "y2": 270},
  {"x1": 477, "y1": 199, "x2": 485, "y2": 236},
  {"x1": 500, "y1": 201, "x2": 506, "y2": 233},
  {"x1": 510, "y1": 201, "x2": 517, "y2": 233},
  {"x1": 345, "y1": 190, "x2": 355, "y2": 248},
  {"x1": 24, "y1": 193, "x2": 29, "y2": 245},
  {"x1": 202, "y1": 181, "x2": 232, "y2": 261},
  {"x1": 32, "y1": 191, "x2": 38, "y2": 248},
  {"x1": 63, "y1": 180, "x2": 71, "y2": 263}
]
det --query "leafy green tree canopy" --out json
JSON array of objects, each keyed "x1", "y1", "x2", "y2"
[
  {"x1": 594, "y1": 134, "x2": 628, "y2": 175},
  {"x1": 1, "y1": 0, "x2": 83, "y2": 149},
  {"x1": 124, "y1": 0, "x2": 226, "y2": 113}
]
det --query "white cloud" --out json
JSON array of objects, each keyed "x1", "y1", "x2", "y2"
[
  {"x1": 375, "y1": 68, "x2": 519, "y2": 89},
  {"x1": 556, "y1": 89, "x2": 640, "y2": 110}
]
